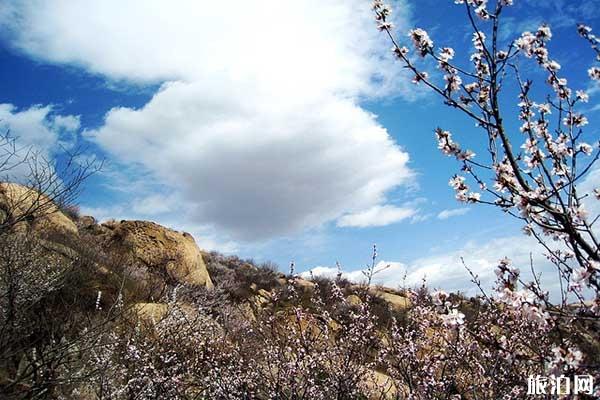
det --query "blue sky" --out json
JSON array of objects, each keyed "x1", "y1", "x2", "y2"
[{"x1": 0, "y1": 0, "x2": 599, "y2": 294}]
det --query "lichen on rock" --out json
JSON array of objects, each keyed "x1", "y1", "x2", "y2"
[{"x1": 98, "y1": 220, "x2": 213, "y2": 289}]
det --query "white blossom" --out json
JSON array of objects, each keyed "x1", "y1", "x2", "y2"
[
  {"x1": 440, "y1": 308, "x2": 465, "y2": 327},
  {"x1": 409, "y1": 28, "x2": 433, "y2": 56}
]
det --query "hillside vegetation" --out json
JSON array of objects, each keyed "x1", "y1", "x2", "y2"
[{"x1": 1, "y1": 182, "x2": 598, "y2": 399}]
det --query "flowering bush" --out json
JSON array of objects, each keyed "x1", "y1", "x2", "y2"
[
  {"x1": 372, "y1": 0, "x2": 600, "y2": 397},
  {"x1": 373, "y1": 0, "x2": 599, "y2": 287},
  {"x1": 1, "y1": 239, "x2": 598, "y2": 399}
]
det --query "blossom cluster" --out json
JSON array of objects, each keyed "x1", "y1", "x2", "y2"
[
  {"x1": 374, "y1": 0, "x2": 600, "y2": 304},
  {"x1": 371, "y1": 0, "x2": 600, "y2": 396}
]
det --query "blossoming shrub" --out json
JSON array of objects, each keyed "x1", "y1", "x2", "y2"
[
  {"x1": 372, "y1": 0, "x2": 600, "y2": 396},
  {"x1": 204, "y1": 251, "x2": 283, "y2": 302},
  {"x1": 0, "y1": 233, "x2": 126, "y2": 399},
  {"x1": 2, "y1": 241, "x2": 598, "y2": 398}
]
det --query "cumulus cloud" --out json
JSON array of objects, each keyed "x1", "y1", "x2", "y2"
[
  {"x1": 86, "y1": 83, "x2": 413, "y2": 239},
  {"x1": 0, "y1": 103, "x2": 83, "y2": 185},
  {"x1": 0, "y1": 0, "x2": 419, "y2": 241},
  {"x1": 437, "y1": 207, "x2": 470, "y2": 220},
  {"x1": 337, "y1": 205, "x2": 417, "y2": 228}
]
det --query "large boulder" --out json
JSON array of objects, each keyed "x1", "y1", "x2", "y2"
[
  {"x1": 0, "y1": 182, "x2": 78, "y2": 235},
  {"x1": 132, "y1": 302, "x2": 170, "y2": 321},
  {"x1": 372, "y1": 289, "x2": 410, "y2": 311},
  {"x1": 132, "y1": 302, "x2": 201, "y2": 322},
  {"x1": 347, "y1": 294, "x2": 362, "y2": 305},
  {"x1": 98, "y1": 220, "x2": 213, "y2": 289}
]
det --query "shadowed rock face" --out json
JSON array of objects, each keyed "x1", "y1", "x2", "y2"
[{"x1": 98, "y1": 220, "x2": 213, "y2": 289}]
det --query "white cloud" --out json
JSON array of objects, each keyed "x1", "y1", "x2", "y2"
[
  {"x1": 131, "y1": 194, "x2": 178, "y2": 216},
  {"x1": 588, "y1": 103, "x2": 600, "y2": 113},
  {"x1": 0, "y1": 104, "x2": 80, "y2": 172},
  {"x1": 0, "y1": 104, "x2": 62, "y2": 152},
  {"x1": 409, "y1": 213, "x2": 432, "y2": 223},
  {"x1": 0, "y1": 0, "x2": 419, "y2": 241},
  {"x1": 0, "y1": 0, "x2": 412, "y2": 97},
  {"x1": 437, "y1": 207, "x2": 470, "y2": 220},
  {"x1": 588, "y1": 85, "x2": 600, "y2": 98},
  {"x1": 337, "y1": 205, "x2": 417, "y2": 228},
  {"x1": 52, "y1": 115, "x2": 80, "y2": 132},
  {"x1": 86, "y1": 85, "x2": 413, "y2": 239},
  {"x1": 305, "y1": 234, "x2": 563, "y2": 297}
]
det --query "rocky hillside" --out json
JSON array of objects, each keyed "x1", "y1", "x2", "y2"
[
  {"x1": 0, "y1": 182, "x2": 406, "y2": 320},
  {"x1": 3, "y1": 183, "x2": 597, "y2": 399},
  {"x1": 1, "y1": 183, "x2": 423, "y2": 399}
]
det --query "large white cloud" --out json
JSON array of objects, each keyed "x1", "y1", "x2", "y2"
[
  {"x1": 0, "y1": 0, "x2": 418, "y2": 240},
  {"x1": 85, "y1": 82, "x2": 413, "y2": 239},
  {"x1": 0, "y1": 0, "x2": 408, "y2": 94}
]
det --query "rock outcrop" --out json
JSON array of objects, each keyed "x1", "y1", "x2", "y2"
[
  {"x1": 0, "y1": 182, "x2": 78, "y2": 235},
  {"x1": 133, "y1": 302, "x2": 170, "y2": 321},
  {"x1": 132, "y1": 302, "x2": 201, "y2": 322},
  {"x1": 371, "y1": 289, "x2": 410, "y2": 311},
  {"x1": 92, "y1": 220, "x2": 213, "y2": 289},
  {"x1": 347, "y1": 294, "x2": 362, "y2": 305}
]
